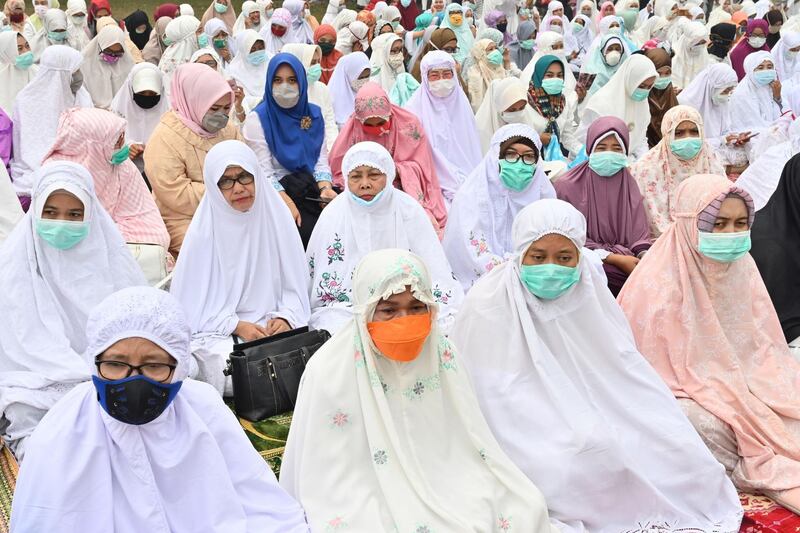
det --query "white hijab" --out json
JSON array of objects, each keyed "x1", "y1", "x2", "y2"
[
  {"x1": 404, "y1": 51, "x2": 482, "y2": 203},
  {"x1": 10, "y1": 45, "x2": 91, "y2": 196},
  {"x1": 0, "y1": 31, "x2": 39, "y2": 115},
  {"x1": 80, "y1": 24, "x2": 134, "y2": 108},
  {"x1": 281, "y1": 247, "x2": 557, "y2": 532},
  {"x1": 190, "y1": 45, "x2": 224, "y2": 73},
  {"x1": 327, "y1": 50, "x2": 370, "y2": 125},
  {"x1": 369, "y1": 32, "x2": 403, "y2": 92},
  {"x1": 233, "y1": 0, "x2": 261, "y2": 34},
  {"x1": 443, "y1": 124, "x2": 556, "y2": 292},
  {"x1": 226, "y1": 29, "x2": 268, "y2": 97},
  {"x1": 305, "y1": 142, "x2": 463, "y2": 336},
  {"x1": 521, "y1": 31, "x2": 578, "y2": 90},
  {"x1": 773, "y1": 29, "x2": 800, "y2": 80},
  {"x1": 0, "y1": 161, "x2": 145, "y2": 457},
  {"x1": 672, "y1": 20, "x2": 711, "y2": 88},
  {"x1": 158, "y1": 14, "x2": 201, "y2": 95},
  {"x1": 677, "y1": 62, "x2": 738, "y2": 139},
  {"x1": 28, "y1": 8, "x2": 67, "y2": 59},
  {"x1": 10, "y1": 286, "x2": 311, "y2": 532},
  {"x1": 65, "y1": 0, "x2": 90, "y2": 50},
  {"x1": 730, "y1": 50, "x2": 784, "y2": 131},
  {"x1": 582, "y1": 53, "x2": 658, "y2": 157},
  {"x1": 737, "y1": 117, "x2": 800, "y2": 210},
  {"x1": 109, "y1": 62, "x2": 170, "y2": 145},
  {"x1": 474, "y1": 77, "x2": 540, "y2": 152},
  {"x1": 450, "y1": 198, "x2": 744, "y2": 532},
  {"x1": 283, "y1": 0, "x2": 313, "y2": 44},
  {"x1": 170, "y1": 140, "x2": 310, "y2": 337}
]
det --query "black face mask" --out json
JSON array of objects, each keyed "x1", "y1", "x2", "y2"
[
  {"x1": 133, "y1": 92, "x2": 162, "y2": 109},
  {"x1": 92, "y1": 375, "x2": 182, "y2": 425},
  {"x1": 319, "y1": 41, "x2": 336, "y2": 56},
  {"x1": 496, "y1": 21, "x2": 508, "y2": 33}
]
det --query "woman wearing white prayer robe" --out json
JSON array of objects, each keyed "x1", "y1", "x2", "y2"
[
  {"x1": 369, "y1": 32, "x2": 405, "y2": 93},
  {"x1": 0, "y1": 161, "x2": 146, "y2": 460},
  {"x1": 65, "y1": 0, "x2": 90, "y2": 50},
  {"x1": 158, "y1": 15, "x2": 201, "y2": 99},
  {"x1": 474, "y1": 77, "x2": 540, "y2": 152},
  {"x1": 11, "y1": 286, "x2": 311, "y2": 533},
  {"x1": 0, "y1": 30, "x2": 38, "y2": 115},
  {"x1": 443, "y1": 124, "x2": 556, "y2": 292},
  {"x1": 28, "y1": 8, "x2": 68, "y2": 59},
  {"x1": 227, "y1": 29, "x2": 269, "y2": 102},
  {"x1": 730, "y1": 50, "x2": 785, "y2": 131},
  {"x1": 450, "y1": 198, "x2": 744, "y2": 533},
  {"x1": 170, "y1": 140, "x2": 309, "y2": 396},
  {"x1": 281, "y1": 247, "x2": 558, "y2": 533},
  {"x1": 672, "y1": 20, "x2": 711, "y2": 89},
  {"x1": 80, "y1": 24, "x2": 134, "y2": 108},
  {"x1": 306, "y1": 142, "x2": 463, "y2": 336},
  {"x1": 10, "y1": 44, "x2": 92, "y2": 202},
  {"x1": 0, "y1": 163, "x2": 22, "y2": 242}
]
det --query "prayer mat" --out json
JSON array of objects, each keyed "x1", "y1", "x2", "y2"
[
  {"x1": 225, "y1": 400, "x2": 292, "y2": 478},
  {"x1": 0, "y1": 445, "x2": 18, "y2": 533},
  {"x1": 740, "y1": 493, "x2": 800, "y2": 532}
]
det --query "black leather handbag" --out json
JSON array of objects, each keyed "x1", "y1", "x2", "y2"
[{"x1": 225, "y1": 327, "x2": 330, "y2": 421}]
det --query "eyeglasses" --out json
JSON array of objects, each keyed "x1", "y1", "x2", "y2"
[
  {"x1": 217, "y1": 173, "x2": 255, "y2": 190},
  {"x1": 503, "y1": 150, "x2": 538, "y2": 165},
  {"x1": 95, "y1": 360, "x2": 176, "y2": 383}
]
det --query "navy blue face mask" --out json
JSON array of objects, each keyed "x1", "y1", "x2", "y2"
[{"x1": 92, "y1": 374, "x2": 182, "y2": 425}]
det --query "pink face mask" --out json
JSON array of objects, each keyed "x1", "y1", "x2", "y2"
[{"x1": 100, "y1": 52, "x2": 121, "y2": 64}]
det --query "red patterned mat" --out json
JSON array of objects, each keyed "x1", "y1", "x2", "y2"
[{"x1": 741, "y1": 493, "x2": 800, "y2": 532}]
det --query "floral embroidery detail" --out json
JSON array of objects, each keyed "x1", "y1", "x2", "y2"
[
  {"x1": 317, "y1": 272, "x2": 350, "y2": 304},
  {"x1": 326, "y1": 234, "x2": 345, "y2": 265},
  {"x1": 431, "y1": 284, "x2": 452, "y2": 305},
  {"x1": 438, "y1": 340, "x2": 457, "y2": 371},
  {"x1": 325, "y1": 516, "x2": 348, "y2": 531},
  {"x1": 373, "y1": 449, "x2": 388, "y2": 466},
  {"x1": 498, "y1": 516, "x2": 512, "y2": 531},
  {"x1": 330, "y1": 409, "x2": 350, "y2": 428},
  {"x1": 308, "y1": 256, "x2": 315, "y2": 278},
  {"x1": 469, "y1": 231, "x2": 490, "y2": 257},
  {"x1": 300, "y1": 116, "x2": 312, "y2": 130},
  {"x1": 354, "y1": 94, "x2": 392, "y2": 117},
  {"x1": 403, "y1": 124, "x2": 422, "y2": 141},
  {"x1": 402, "y1": 375, "x2": 441, "y2": 401}
]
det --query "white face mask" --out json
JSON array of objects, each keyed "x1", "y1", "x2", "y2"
[
  {"x1": 71, "y1": 14, "x2": 85, "y2": 25},
  {"x1": 34, "y1": 3, "x2": 48, "y2": 16},
  {"x1": 711, "y1": 89, "x2": 732, "y2": 104},
  {"x1": 689, "y1": 42, "x2": 706, "y2": 55},
  {"x1": 551, "y1": 47, "x2": 565, "y2": 57},
  {"x1": 272, "y1": 82, "x2": 300, "y2": 108},
  {"x1": 350, "y1": 77, "x2": 369, "y2": 92},
  {"x1": 551, "y1": 24, "x2": 563, "y2": 34},
  {"x1": 387, "y1": 52, "x2": 404, "y2": 69},
  {"x1": 786, "y1": 48, "x2": 800, "y2": 59},
  {"x1": 605, "y1": 50, "x2": 622, "y2": 66},
  {"x1": 429, "y1": 78, "x2": 456, "y2": 97},
  {"x1": 748, "y1": 36, "x2": 767, "y2": 48},
  {"x1": 501, "y1": 109, "x2": 526, "y2": 123}
]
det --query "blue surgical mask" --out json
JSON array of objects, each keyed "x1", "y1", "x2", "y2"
[
  {"x1": 214, "y1": 1, "x2": 228, "y2": 13},
  {"x1": 697, "y1": 230, "x2": 751, "y2": 263},
  {"x1": 631, "y1": 87, "x2": 651, "y2": 101},
  {"x1": 588, "y1": 151, "x2": 628, "y2": 176},
  {"x1": 92, "y1": 375, "x2": 182, "y2": 425},
  {"x1": 653, "y1": 75, "x2": 672, "y2": 89},
  {"x1": 669, "y1": 137, "x2": 702, "y2": 160},
  {"x1": 48, "y1": 30, "x2": 66, "y2": 42},
  {"x1": 350, "y1": 189, "x2": 385, "y2": 206},
  {"x1": 487, "y1": 49, "x2": 504, "y2": 65},
  {"x1": 247, "y1": 50, "x2": 267, "y2": 65},
  {"x1": 541, "y1": 78, "x2": 564, "y2": 95},
  {"x1": 197, "y1": 34, "x2": 209, "y2": 47},
  {"x1": 401, "y1": 0, "x2": 412, "y2": 6},
  {"x1": 35, "y1": 219, "x2": 89, "y2": 250},
  {"x1": 307, "y1": 63, "x2": 322, "y2": 84},
  {"x1": 15, "y1": 51, "x2": 34, "y2": 69},
  {"x1": 520, "y1": 38, "x2": 535, "y2": 50},
  {"x1": 753, "y1": 68, "x2": 777, "y2": 85},
  {"x1": 498, "y1": 159, "x2": 535, "y2": 191},
  {"x1": 519, "y1": 263, "x2": 581, "y2": 299}
]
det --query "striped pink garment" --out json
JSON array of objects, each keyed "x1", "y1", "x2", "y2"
[{"x1": 42, "y1": 107, "x2": 171, "y2": 251}]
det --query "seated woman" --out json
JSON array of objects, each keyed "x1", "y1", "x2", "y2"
[
  {"x1": 526, "y1": 55, "x2": 581, "y2": 159},
  {"x1": 451, "y1": 197, "x2": 743, "y2": 531},
  {"x1": 313, "y1": 24, "x2": 340, "y2": 84},
  {"x1": 157, "y1": 14, "x2": 202, "y2": 97},
  {"x1": 329, "y1": 83, "x2": 448, "y2": 236},
  {"x1": 465, "y1": 39, "x2": 509, "y2": 112},
  {"x1": 80, "y1": 24, "x2": 134, "y2": 109},
  {"x1": 369, "y1": 33, "x2": 405, "y2": 93},
  {"x1": 306, "y1": 142, "x2": 462, "y2": 336},
  {"x1": 409, "y1": 27, "x2": 457, "y2": 81},
  {"x1": 444, "y1": 124, "x2": 556, "y2": 292},
  {"x1": 326, "y1": 50, "x2": 370, "y2": 129},
  {"x1": 439, "y1": 3, "x2": 474, "y2": 64},
  {"x1": 643, "y1": 47, "x2": 678, "y2": 147},
  {"x1": 42, "y1": 107, "x2": 171, "y2": 256},
  {"x1": 475, "y1": 77, "x2": 539, "y2": 152},
  {"x1": 202, "y1": 19, "x2": 233, "y2": 69},
  {"x1": 10, "y1": 45, "x2": 91, "y2": 210},
  {"x1": 11, "y1": 287, "x2": 311, "y2": 531},
  {"x1": 630, "y1": 105, "x2": 724, "y2": 238},
  {"x1": 555, "y1": 116, "x2": 651, "y2": 295},
  {"x1": 581, "y1": 33, "x2": 628, "y2": 96},
  {"x1": 618, "y1": 173, "x2": 800, "y2": 513},
  {"x1": 281, "y1": 248, "x2": 556, "y2": 532},
  {"x1": 405, "y1": 50, "x2": 482, "y2": 205},
  {"x1": 730, "y1": 51, "x2": 784, "y2": 133},
  {"x1": 170, "y1": 140, "x2": 309, "y2": 395},
  {"x1": 0, "y1": 31, "x2": 38, "y2": 116},
  {"x1": 144, "y1": 63, "x2": 241, "y2": 255},
  {"x1": 0, "y1": 161, "x2": 146, "y2": 459},
  {"x1": 110, "y1": 62, "x2": 172, "y2": 178},
  {"x1": 226, "y1": 29, "x2": 269, "y2": 104},
  {"x1": 750, "y1": 154, "x2": 800, "y2": 358},
  {"x1": 243, "y1": 53, "x2": 334, "y2": 246}
]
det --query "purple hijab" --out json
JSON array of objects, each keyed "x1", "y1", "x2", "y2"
[
  {"x1": 554, "y1": 116, "x2": 651, "y2": 293},
  {"x1": 0, "y1": 107, "x2": 11, "y2": 173},
  {"x1": 730, "y1": 19, "x2": 771, "y2": 80}
]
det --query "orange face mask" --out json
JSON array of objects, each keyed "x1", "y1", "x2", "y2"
[{"x1": 366, "y1": 313, "x2": 432, "y2": 362}]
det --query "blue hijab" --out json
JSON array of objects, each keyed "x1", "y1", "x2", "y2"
[{"x1": 255, "y1": 53, "x2": 325, "y2": 175}]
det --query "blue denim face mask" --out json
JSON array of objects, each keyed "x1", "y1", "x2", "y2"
[
  {"x1": 697, "y1": 230, "x2": 751, "y2": 262},
  {"x1": 35, "y1": 219, "x2": 89, "y2": 250},
  {"x1": 92, "y1": 375, "x2": 182, "y2": 425},
  {"x1": 350, "y1": 189, "x2": 385, "y2": 207},
  {"x1": 588, "y1": 151, "x2": 628, "y2": 176},
  {"x1": 519, "y1": 263, "x2": 581, "y2": 299}
]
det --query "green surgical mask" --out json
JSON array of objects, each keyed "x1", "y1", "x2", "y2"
[
  {"x1": 307, "y1": 63, "x2": 322, "y2": 84},
  {"x1": 572, "y1": 22, "x2": 584, "y2": 33},
  {"x1": 110, "y1": 144, "x2": 130, "y2": 165},
  {"x1": 631, "y1": 87, "x2": 650, "y2": 101},
  {"x1": 198, "y1": 34, "x2": 209, "y2": 47},
  {"x1": 487, "y1": 49, "x2": 503, "y2": 65},
  {"x1": 520, "y1": 39, "x2": 535, "y2": 50},
  {"x1": 519, "y1": 263, "x2": 581, "y2": 299},
  {"x1": 653, "y1": 75, "x2": 671, "y2": 90},
  {"x1": 498, "y1": 159, "x2": 535, "y2": 191},
  {"x1": 588, "y1": 151, "x2": 627, "y2": 176},
  {"x1": 669, "y1": 137, "x2": 702, "y2": 160},
  {"x1": 36, "y1": 219, "x2": 89, "y2": 250},
  {"x1": 213, "y1": 37, "x2": 226, "y2": 48},
  {"x1": 620, "y1": 8, "x2": 638, "y2": 29},
  {"x1": 214, "y1": 1, "x2": 228, "y2": 13},
  {"x1": 15, "y1": 51, "x2": 34, "y2": 69},
  {"x1": 697, "y1": 230, "x2": 751, "y2": 262},
  {"x1": 541, "y1": 78, "x2": 564, "y2": 95}
]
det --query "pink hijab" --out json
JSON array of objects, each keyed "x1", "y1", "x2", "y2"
[
  {"x1": 596, "y1": 1, "x2": 615, "y2": 23},
  {"x1": 169, "y1": 63, "x2": 234, "y2": 139},
  {"x1": 730, "y1": 19, "x2": 771, "y2": 80},
  {"x1": 42, "y1": 107, "x2": 171, "y2": 251},
  {"x1": 618, "y1": 173, "x2": 800, "y2": 498},
  {"x1": 329, "y1": 82, "x2": 448, "y2": 234}
]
